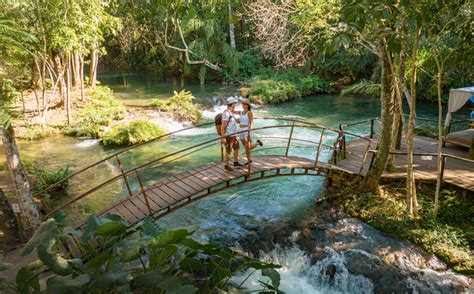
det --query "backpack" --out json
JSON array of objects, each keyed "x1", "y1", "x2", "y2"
[{"x1": 215, "y1": 110, "x2": 232, "y2": 135}]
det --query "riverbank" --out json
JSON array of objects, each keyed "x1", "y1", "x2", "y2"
[
  {"x1": 11, "y1": 85, "x2": 199, "y2": 143},
  {"x1": 239, "y1": 187, "x2": 473, "y2": 292}
]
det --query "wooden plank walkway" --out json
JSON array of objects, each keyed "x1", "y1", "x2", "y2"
[
  {"x1": 98, "y1": 155, "x2": 326, "y2": 225},
  {"x1": 338, "y1": 136, "x2": 474, "y2": 191}
]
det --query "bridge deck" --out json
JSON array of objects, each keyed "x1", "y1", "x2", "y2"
[
  {"x1": 98, "y1": 155, "x2": 325, "y2": 225},
  {"x1": 338, "y1": 136, "x2": 474, "y2": 191}
]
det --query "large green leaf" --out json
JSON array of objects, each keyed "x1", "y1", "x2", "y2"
[
  {"x1": 86, "y1": 254, "x2": 114, "y2": 269},
  {"x1": 94, "y1": 221, "x2": 128, "y2": 237},
  {"x1": 139, "y1": 217, "x2": 161, "y2": 237},
  {"x1": 46, "y1": 274, "x2": 90, "y2": 294},
  {"x1": 90, "y1": 271, "x2": 128, "y2": 289},
  {"x1": 149, "y1": 228, "x2": 191, "y2": 249},
  {"x1": 82, "y1": 214, "x2": 101, "y2": 241},
  {"x1": 16, "y1": 267, "x2": 40, "y2": 292},
  {"x1": 133, "y1": 269, "x2": 165, "y2": 288},
  {"x1": 150, "y1": 245, "x2": 178, "y2": 267},
  {"x1": 262, "y1": 268, "x2": 281, "y2": 289},
  {"x1": 156, "y1": 276, "x2": 197, "y2": 294},
  {"x1": 21, "y1": 219, "x2": 57, "y2": 256},
  {"x1": 37, "y1": 237, "x2": 72, "y2": 276}
]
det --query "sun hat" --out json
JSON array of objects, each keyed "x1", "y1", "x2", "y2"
[
  {"x1": 240, "y1": 98, "x2": 251, "y2": 105},
  {"x1": 226, "y1": 96, "x2": 238, "y2": 105}
]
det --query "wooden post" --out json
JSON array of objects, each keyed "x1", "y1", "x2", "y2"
[
  {"x1": 359, "y1": 141, "x2": 373, "y2": 175},
  {"x1": 285, "y1": 122, "x2": 296, "y2": 157},
  {"x1": 115, "y1": 155, "x2": 133, "y2": 197},
  {"x1": 332, "y1": 142, "x2": 338, "y2": 165},
  {"x1": 370, "y1": 119, "x2": 375, "y2": 138},
  {"x1": 313, "y1": 129, "x2": 325, "y2": 169},
  {"x1": 136, "y1": 171, "x2": 153, "y2": 215}
]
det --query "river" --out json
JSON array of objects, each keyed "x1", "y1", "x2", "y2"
[{"x1": 12, "y1": 72, "x2": 472, "y2": 293}]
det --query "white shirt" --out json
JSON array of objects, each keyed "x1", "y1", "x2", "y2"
[{"x1": 222, "y1": 110, "x2": 238, "y2": 136}]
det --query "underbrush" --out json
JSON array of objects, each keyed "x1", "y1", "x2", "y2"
[
  {"x1": 150, "y1": 90, "x2": 201, "y2": 123},
  {"x1": 339, "y1": 183, "x2": 473, "y2": 274},
  {"x1": 249, "y1": 68, "x2": 332, "y2": 104},
  {"x1": 0, "y1": 213, "x2": 281, "y2": 293},
  {"x1": 64, "y1": 86, "x2": 125, "y2": 137},
  {"x1": 15, "y1": 125, "x2": 59, "y2": 140},
  {"x1": 101, "y1": 119, "x2": 165, "y2": 146}
]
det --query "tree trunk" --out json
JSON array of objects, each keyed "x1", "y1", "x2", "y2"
[
  {"x1": 359, "y1": 41, "x2": 395, "y2": 192},
  {"x1": 433, "y1": 59, "x2": 444, "y2": 218},
  {"x1": 53, "y1": 54, "x2": 65, "y2": 106},
  {"x1": 387, "y1": 48, "x2": 407, "y2": 170},
  {"x1": 80, "y1": 55, "x2": 84, "y2": 101},
  {"x1": 89, "y1": 48, "x2": 98, "y2": 87},
  {"x1": 228, "y1": 1, "x2": 236, "y2": 49},
  {"x1": 65, "y1": 53, "x2": 72, "y2": 125},
  {"x1": 406, "y1": 26, "x2": 421, "y2": 217},
  {"x1": 72, "y1": 51, "x2": 81, "y2": 88},
  {"x1": 0, "y1": 187, "x2": 22, "y2": 243},
  {"x1": 1, "y1": 125, "x2": 41, "y2": 235}
]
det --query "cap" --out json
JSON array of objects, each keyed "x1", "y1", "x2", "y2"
[{"x1": 226, "y1": 96, "x2": 238, "y2": 105}]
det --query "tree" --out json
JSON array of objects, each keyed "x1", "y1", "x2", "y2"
[{"x1": 0, "y1": 18, "x2": 42, "y2": 235}]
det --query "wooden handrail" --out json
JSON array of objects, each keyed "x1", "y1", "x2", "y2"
[{"x1": 41, "y1": 118, "x2": 375, "y2": 218}]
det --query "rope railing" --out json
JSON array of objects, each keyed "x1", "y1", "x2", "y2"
[{"x1": 40, "y1": 118, "x2": 375, "y2": 219}]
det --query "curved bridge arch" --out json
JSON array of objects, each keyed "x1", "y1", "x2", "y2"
[{"x1": 38, "y1": 118, "x2": 374, "y2": 226}]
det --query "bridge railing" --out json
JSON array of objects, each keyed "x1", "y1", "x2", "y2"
[{"x1": 39, "y1": 118, "x2": 373, "y2": 221}]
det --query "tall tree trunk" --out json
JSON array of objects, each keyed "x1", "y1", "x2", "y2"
[
  {"x1": 53, "y1": 54, "x2": 65, "y2": 106},
  {"x1": 0, "y1": 187, "x2": 22, "y2": 242},
  {"x1": 387, "y1": 48, "x2": 407, "y2": 170},
  {"x1": 359, "y1": 41, "x2": 395, "y2": 192},
  {"x1": 80, "y1": 55, "x2": 84, "y2": 101},
  {"x1": 72, "y1": 51, "x2": 81, "y2": 88},
  {"x1": 1, "y1": 125, "x2": 41, "y2": 235},
  {"x1": 406, "y1": 26, "x2": 421, "y2": 217},
  {"x1": 433, "y1": 58, "x2": 444, "y2": 218},
  {"x1": 65, "y1": 53, "x2": 72, "y2": 125},
  {"x1": 228, "y1": 1, "x2": 236, "y2": 49},
  {"x1": 89, "y1": 48, "x2": 98, "y2": 87}
]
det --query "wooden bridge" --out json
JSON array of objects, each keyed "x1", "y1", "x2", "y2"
[
  {"x1": 37, "y1": 117, "x2": 474, "y2": 230},
  {"x1": 39, "y1": 118, "x2": 370, "y2": 227}
]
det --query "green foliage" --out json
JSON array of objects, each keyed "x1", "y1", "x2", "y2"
[
  {"x1": 413, "y1": 125, "x2": 439, "y2": 138},
  {"x1": 250, "y1": 68, "x2": 331, "y2": 103},
  {"x1": 1, "y1": 214, "x2": 281, "y2": 293},
  {"x1": 64, "y1": 86, "x2": 125, "y2": 137},
  {"x1": 150, "y1": 90, "x2": 202, "y2": 123},
  {"x1": 339, "y1": 184, "x2": 474, "y2": 273},
  {"x1": 101, "y1": 119, "x2": 165, "y2": 146},
  {"x1": 341, "y1": 80, "x2": 381, "y2": 97}
]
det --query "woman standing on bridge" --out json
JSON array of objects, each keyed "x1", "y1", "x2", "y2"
[{"x1": 239, "y1": 98, "x2": 263, "y2": 165}]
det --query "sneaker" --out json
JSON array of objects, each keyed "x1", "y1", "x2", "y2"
[
  {"x1": 244, "y1": 160, "x2": 253, "y2": 165},
  {"x1": 234, "y1": 161, "x2": 244, "y2": 167},
  {"x1": 224, "y1": 165, "x2": 234, "y2": 172},
  {"x1": 257, "y1": 140, "x2": 263, "y2": 146}
]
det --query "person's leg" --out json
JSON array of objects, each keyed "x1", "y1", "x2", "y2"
[
  {"x1": 232, "y1": 137, "x2": 241, "y2": 164},
  {"x1": 224, "y1": 138, "x2": 233, "y2": 171},
  {"x1": 242, "y1": 139, "x2": 251, "y2": 162}
]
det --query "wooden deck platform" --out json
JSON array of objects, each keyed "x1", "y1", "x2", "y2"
[
  {"x1": 98, "y1": 155, "x2": 327, "y2": 226},
  {"x1": 338, "y1": 136, "x2": 474, "y2": 191}
]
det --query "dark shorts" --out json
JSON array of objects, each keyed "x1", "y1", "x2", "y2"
[{"x1": 225, "y1": 136, "x2": 239, "y2": 151}]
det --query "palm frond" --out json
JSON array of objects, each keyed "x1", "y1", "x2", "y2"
[{"x1": 341, "y1": 80, "x2": 381, "y2": 97}]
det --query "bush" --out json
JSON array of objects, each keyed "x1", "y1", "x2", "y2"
[
  {"x1": 26, "y1": 164, "x2": 70, "y2": 202},
  {"x1": 0, "y1": 214, "x2": 281, "y2": 293},
  {"x1": 101, "y1": 119, "x2": 165, "y2": 146},
  {"x1": 150, "y1": 90, "x2": 202, "y2": 123},
  {"x1": 64, "y1": 86, "x2": 125, "y2": 137},
  {"x1": 250, "y1": 68, "x2": 331, "y2": 104}
]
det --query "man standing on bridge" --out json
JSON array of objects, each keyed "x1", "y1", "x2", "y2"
[{"x1": 221, "y1": 97, "x2": 243, "y2": 172}]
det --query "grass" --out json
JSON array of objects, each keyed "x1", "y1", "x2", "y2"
[
  {"x1": 64, "y1": 86, "x2": 125, "y2": 137},
  {"x1": 248, "y1": 68, "x2": 332, "y2": 104},
  {"x1": 338, "y1": 183, "x2": 473, "y2": 274},
  {"x1": 101, "y1": 119, "x2": 166, "y2": 146},
  {"x1": 150, "y1": 90, "x2": 201, "y2": 123}
]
